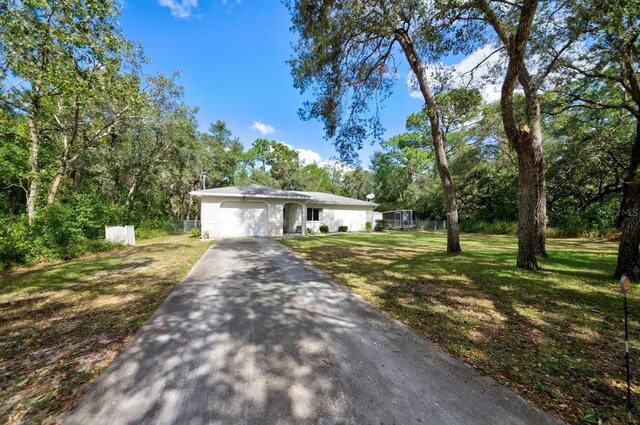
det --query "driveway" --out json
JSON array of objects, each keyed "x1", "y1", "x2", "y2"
[{"x1": 67, "y1": 238, "x2": 560, "y2": 425}]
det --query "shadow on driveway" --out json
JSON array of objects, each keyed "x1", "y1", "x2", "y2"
[{"x1": 66, "y1": 238, "x2": 560, "y2": 425}]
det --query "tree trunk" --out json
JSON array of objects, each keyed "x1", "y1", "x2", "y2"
[
  {"x1": 186, "y1": 193, "x2": 193, "y2": 221},
  {"x1": 530, "y1": 100, "x2": 547, "y2": 257},
  {"x1": 125, "y1": 180, "x2": 138, "y2": 211},
  {"x1": 516, "y1": 127, "x2": 540, "y2": 270},
  {"x1": 395, "y1": 29, "x2": 461, "y2": 253},
  {"x1": 27, "y1": 110, "x2": 40, "y2": 226},
  {"x1": 615, "y1": 185, "x2": 640, "y2": 278},
  {"x1": 617, "y1": 120, "x2": 640, "y2": 227},
  {"x1": 518, "y1": 67, "x2": 548, "y2": 258},
  {"x1": 499, "y1": 43, "x2": 539, "y2": 269},
  {"x1": 47, "y1": 136, "x2": 70, "y2": 205}
]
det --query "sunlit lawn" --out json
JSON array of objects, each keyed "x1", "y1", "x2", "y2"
[
  {"x1": 0, "y1": 234, "x2": 212, "y2": 424},
  {"x1": 281, "y1": 231, "x2": 637, "y2": 424}
]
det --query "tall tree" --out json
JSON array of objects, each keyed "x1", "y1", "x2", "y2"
[
  {"x1": 460, "y1": 0, "x2": 581, "y2": 268},
  {"x1": 286, "y1": 0, "x2": 472, "y2": 252},
  {"x1": 201, "y1": 120, "x2": 244, "y2": 188},
  {"x1": 561, "y1": 0, "x2": 640, "y2": 277},
  {"x1": 0, "y1": 0, "x2": 135, "y2": 224}
]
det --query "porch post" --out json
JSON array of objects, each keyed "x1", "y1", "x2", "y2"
[{"x1": 301, "y1": 203, "x2": 307, "y2": 235}]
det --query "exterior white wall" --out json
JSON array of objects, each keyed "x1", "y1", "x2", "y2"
[
  {"x1": 201, "y1": 196, "x2": 304, "y2": 238},
  {"x1": 306, "y1": 205, "x2": 374, "y2": 233}
]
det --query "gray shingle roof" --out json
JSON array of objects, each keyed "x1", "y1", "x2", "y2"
[
  {"x1": 190, "y1": 185, "x2": 377, "y2": 207},
  {"x1": 190, "y1": 184, "x2": 311, "y2": 200}
]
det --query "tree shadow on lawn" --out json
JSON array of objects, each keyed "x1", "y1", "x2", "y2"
[
  {"x1": 0, "y1": 240, "x2": 205, "y2": 423},
  {"x1": 286, "y1": 234, "x2": 637, "y2": 423},
  {"x1": 0, "y1": 242, "x2": 192, "y2": 295},
  {"x1": 352, "y1": 249, "x2": 636, "y2": 423}
]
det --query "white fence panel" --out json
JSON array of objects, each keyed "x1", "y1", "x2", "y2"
[{"x1": 105, "y1": 225, "x2": 136, "y2": 245}]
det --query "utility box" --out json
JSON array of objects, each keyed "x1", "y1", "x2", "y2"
[{"x1": 105, "y1": 225, "x2": 136, "y2": 245}]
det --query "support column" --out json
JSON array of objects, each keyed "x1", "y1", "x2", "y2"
[{"x1": 301, "y1": 203, "x2": 307, "y2": 235}]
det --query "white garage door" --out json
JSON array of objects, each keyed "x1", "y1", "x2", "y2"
[{"x1": 220, "y1": 202, "x2": 268, "y2": 237}]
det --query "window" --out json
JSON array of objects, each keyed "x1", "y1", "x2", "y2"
[{"x1": 307, "y1": 207, "x2": 322, "y2": 221}]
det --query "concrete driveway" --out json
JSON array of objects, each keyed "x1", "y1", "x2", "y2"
[{"x1": 67, "y1": 238, "x2": 560, "y2": 425}]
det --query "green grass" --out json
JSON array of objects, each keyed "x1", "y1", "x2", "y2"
[
  {"x1": 280, "y1": 231, "x2": 638, "y2": 424},
  {"x1": 0, "y1": 234, "x2": 212, "y2": 424}
]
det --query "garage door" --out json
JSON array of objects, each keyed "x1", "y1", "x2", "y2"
[{"x1": 220, "y1": 202, "x2": 268, "y2": 237}]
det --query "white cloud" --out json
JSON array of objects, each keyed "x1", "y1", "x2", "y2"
[
  {"x1": 281, "y1": 142, "x2": 323, "y2": 166},
  {"x1": 406, "y1": 45, "x2": 504, "y2": 102},
  {"x1": 296, "y1": 148, "x2": 322, "y2": 165},
  {"x1": 250, "y1": 120, "x2": 276, "y2": 135},
  {"x1": 320, "y1": 158, "x2": 352, "y2": 173},
  {"x1": 158, "y1": 0, "x2": 198, "y2": 18}
]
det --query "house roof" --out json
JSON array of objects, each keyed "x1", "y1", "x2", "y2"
[
  {"x1": 297, "y1": 191, "x2": 377, "y2": 207},
  {"x1": 190, "y1": 184, "x2": 311, "y2": 200},
  {"x1": 190, "y1": 184, "x2": 377, "y2": 207}
]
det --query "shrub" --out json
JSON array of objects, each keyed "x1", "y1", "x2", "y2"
[
  {"x1": 136, "y1": 218, "x2": 170, "y2": 240},
  {"x1": 190, "y1": 227, "x2": 201, "y2": 237},
  {"x1": 459, "y1": 220, "x2": 517, "y2": 235},
  {"x1": 365, "y1": 221, "x2": 372, "y2": 232},
  {"x1": 0, "y1": 216, "x2": 30, "y2": 268},
  {"x1": 374, "y1": 220, "x2": 387, "y2": 232},
  {"x1": 319, "y1": 224, "x2": 329, "y2": 233},
  {"x1": 32, "y1": 203, "x2": 91, "y2": 259},
  {"x1": 338, "y1": 226, "x2": 348, "y2": 232}
]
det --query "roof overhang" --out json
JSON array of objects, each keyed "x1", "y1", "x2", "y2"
[{"x1": 189, "y1": 190, "x2": 311, "y2": 200}]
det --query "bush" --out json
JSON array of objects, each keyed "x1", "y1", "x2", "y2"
[
  {"x1": 365, "y1": 221, "x2": 372, "y2": 232},
  {"x1": 319, "y1": 224, "x2": 329, "y2": 233},
  {"x1": 374, "y1": 220, "x2": 387, "y2": 232},
  {"x1": 338, "y1": 226, "x2": 348, "y2": 232},
  {"x1": 459, "y1": 220, "x2": 517, "y2": 235},
  {"x1": 0, "y1": 216, "x2": 30, "y2": 268},
  {"x1": 32, "y1": 203, "x2": 92, "y2": 259},
  {"x1": 136, "y1": 218, "x2": 170, "y2": 240}
]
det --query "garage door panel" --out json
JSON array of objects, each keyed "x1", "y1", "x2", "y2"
[{"x1": 220, "y1": 202, "x2": 267, "y2": 237}]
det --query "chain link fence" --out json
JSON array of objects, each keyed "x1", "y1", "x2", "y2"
[
  {"x1": 415, "y1": 220, "x2": 447, "y2": 231},
  {"x1": 169, "y1": 220, "x2": 201, "y2": 233}
]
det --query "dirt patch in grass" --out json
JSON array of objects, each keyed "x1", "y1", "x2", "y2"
[
  {"x1": 0, "y1": 234, "x2": 212, "y2": 424},
  {"x1": 280, "y1": 231, "x2": 638, "y2": 424}
]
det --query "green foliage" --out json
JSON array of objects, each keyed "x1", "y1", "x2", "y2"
[
  {"x1": 319, "y1": 224, "x2": 329, "y2": 233},
  {"x1": 459, "y1": 220, "x2": 518, "y2": 235},
  {"x1": 374, "y1": 220, "x2": 387, "y2": 231},
  {"x1": 365, "y1": 221, "x2": 372, "y2": 232},
  {"x1": 135, "y1": 219, "x2": 171, "y2": 240},
  {"x1": 294, "y1": 163, "x2": 335, "y2": 192},
  {"x1": 338, "y1": 226, "x2": 348, "y2": 232},
  {"x1": 0, "y1": 216, "x2": 30, "y2": 268}
]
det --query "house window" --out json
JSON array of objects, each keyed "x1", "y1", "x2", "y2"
[{"x1": 307, "y1": 207, "x2": 322, "y2": 221}]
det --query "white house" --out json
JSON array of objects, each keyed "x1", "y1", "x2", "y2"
[{"x1": 190, "y1": 184, "x2": 377, "y2": 238}]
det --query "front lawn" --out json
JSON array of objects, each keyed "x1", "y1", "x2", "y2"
[
  {"x1": 0, "y1": 234, "x2": 212, "y2": 424},
  {"x1": 280, "y1": 232, "x2": 637, "y2": 424}
]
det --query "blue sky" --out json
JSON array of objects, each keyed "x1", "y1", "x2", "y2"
[{"x1": 118, "y1": 1, "x2": 487, "y2": 167}]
